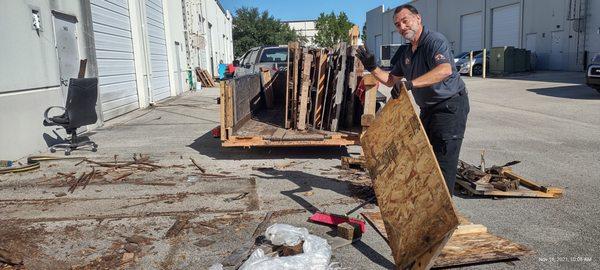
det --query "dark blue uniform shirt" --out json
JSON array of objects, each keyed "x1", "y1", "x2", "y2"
[{"x1": 390, "y1": 27, "x2": 466, "y2": 108}]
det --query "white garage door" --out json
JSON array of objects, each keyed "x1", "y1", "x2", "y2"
[
  {"x1": 460, "y1": 12, "x2": 482, "y2": 52},
  {"x1": 91, "y1": 0, "x2": 139, "y2": 120},
  {"x1": 145, "y1": 0, "x2": 171, "y2": 102},
  {"x1": 492, "y1": 4, "x2": 520, "y2": 47}
]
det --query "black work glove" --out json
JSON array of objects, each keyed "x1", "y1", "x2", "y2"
[
  {"x1": 391, "y1": 81, "x2": 414, "y2": 99},
  {"x1": 356, "y1": 46, "x2": 377, "y2": 72}
]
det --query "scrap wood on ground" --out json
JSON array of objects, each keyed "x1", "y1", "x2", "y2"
[
  {"x1": 361, "y1": 211, "x2": 533, "y2": 268},
  {"x1": 456, "y1": 159, "x2": 564, "y2": 198}
]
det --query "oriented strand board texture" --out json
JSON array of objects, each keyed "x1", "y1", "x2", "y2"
[
  {"x1": 362, "y1": 212, "x2": 533, "y2": 268},
  {"x1": 361, "y1": 88, "x2": 459, "y2": 269}
]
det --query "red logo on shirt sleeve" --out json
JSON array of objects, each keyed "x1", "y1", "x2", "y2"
[{"x1": 434, "y1": 53, "x2": 446, "y2": 62}]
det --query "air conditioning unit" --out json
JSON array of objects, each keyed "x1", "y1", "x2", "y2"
[{"x1": 381, "y1": 44, "x2": 403, "y2": 67}]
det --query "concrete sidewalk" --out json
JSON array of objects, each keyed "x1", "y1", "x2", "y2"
[{"x1": 1, "y1": 71, "x2": 599, "y2": 269}]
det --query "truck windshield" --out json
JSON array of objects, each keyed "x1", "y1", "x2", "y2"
[{"x1": 259, "y1": 48, "x2": 288, "y2": 63}]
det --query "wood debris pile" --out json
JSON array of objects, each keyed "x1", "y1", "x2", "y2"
[{"x1": 456, "y1": 160, "x2": 564, "y2": 198}]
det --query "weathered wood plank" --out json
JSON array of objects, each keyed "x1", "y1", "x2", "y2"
[
  {"x1": 285, "y1": 42, "x2": 300, "y2": 129},
  {"x1": 330, "y1": 42, "x2": 347, "y2": 132},
  {"x1": 360, "y1": 85, "x2": 459, "y2": 269},
  {"x1": 361, "y1": 74, "x2": 378, "y2": 128},
  {"x1": 291, "y1": 43, "x2": 301, "y2": 129},
  {"x1": 344, "y1": 46, "x2": 358, "y2": 128},
  {"x1": 297, "y1": 51, "x2": 313, "y2": 130}
]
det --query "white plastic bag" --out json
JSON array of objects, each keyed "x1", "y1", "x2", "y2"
[
  {"x1": 208, "y1": 263, "x2": 223, "y2": 270},
  {"x1": 239, "y1": 224, "x2": 332, "y2": 270}
]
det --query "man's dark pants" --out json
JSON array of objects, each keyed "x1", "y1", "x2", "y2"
[{"x1": 420, "y1": 91, "x2": 469, "y2": 196}]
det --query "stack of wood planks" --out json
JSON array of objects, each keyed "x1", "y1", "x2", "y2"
[
  {"x1": 284, "y1": 41, "x2": 370, "y2": 132},
  {"x1": 195, "y1": 67, "x2": 217, "y2": 87}
]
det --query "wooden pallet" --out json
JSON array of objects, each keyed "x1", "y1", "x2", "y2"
[
  {"x1": 344, "y1": 46, "x2": 358, "y2": 128},
  {"x1": 329, "y1": 42, "x2": 348, "y2": 132},
  {"x1": 196, "y1": 68, "x2": 216, "y2": 87},
  {"x1": 285, "y1": 42, "x2": 300, "y2": 129},
  {"x1": 361, "y1": 85, "x2": 459, "y2": 269},
  {"x1": 313, "y1": 49, "x2": 328, "y2": 129},
  {"x1": 362, "y1": 211, "x2": 533, "y2": 269},
  {"x1": 296, "y1": 49, "x2": 313, "y2": 130}
]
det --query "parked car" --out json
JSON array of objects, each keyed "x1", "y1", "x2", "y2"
[
  {"x1": 453, "y1": 52, "x2": 470, "y2": 63},
  {"x1": 234, "y1": 46, "x2": 288, "y2": 77},
  {"x1": 586, "y1": 54, "x2": 600, "y2": 93},
  {"x1": 456, "y1": 51, "x2": 489, "y2": 75}
]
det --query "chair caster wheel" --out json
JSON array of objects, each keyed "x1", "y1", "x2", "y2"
[
  {"x1": 50, "y1": 148, "x2": 56, "y2": 153},
  {"x1": 92, "y1": 143, "x2": 98, "y2": 148},
  {"x1": 92, "y1": 148, "x2": 97, "y2": 152}
]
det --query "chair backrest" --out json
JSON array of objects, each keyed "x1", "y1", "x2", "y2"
[{"x1": 65, "y1": 78, "x2": 98, "y2": 129}]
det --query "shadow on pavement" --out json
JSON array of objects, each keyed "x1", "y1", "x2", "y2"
[
  {"x1": 487, "y1": 71, "x2": 586, "y2": 84},
  {"x1": 250, "y1": 168, "x2": 367, "y2": 214},
  {"x1": 527, "y1": 85, "x2": 600, "y2": 100},
  {"x1": 352, "y1": 240, "x2": 395, "y2": 269},
  {"x1": 189, "y1": 131, "x2": 350, "y2": 160}
]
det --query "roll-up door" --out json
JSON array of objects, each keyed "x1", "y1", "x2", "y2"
[
  {"x1": 492, "y1": 4, "x2": 520, "y2": 47},
  {"x1": 145, "y1": 0, "x2": 171, "y2": 102},
  {"x1": 460, "y1": 12, "x2": 483, "y2": 52},
  {"x1": 91, "y1": 0, "x2": 139, "y2": 120}
]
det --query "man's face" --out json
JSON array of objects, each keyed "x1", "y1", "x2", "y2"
[{"x1": 394, "y1": 9, "x2": 422, "y2": 42}]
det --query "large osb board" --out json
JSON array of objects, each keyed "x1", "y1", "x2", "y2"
[
  {"x1": 361, "y1": 212, "x2": 533, "y2": 268},
  {"x1": 360, "y1": 88, "x2": 459, "y2": 269}
]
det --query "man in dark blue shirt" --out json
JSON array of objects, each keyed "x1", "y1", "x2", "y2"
[{"x1": 357, "y1": 4, "x2": 469, "y2": 195}]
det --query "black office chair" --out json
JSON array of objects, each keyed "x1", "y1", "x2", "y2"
[{"x1": 43, "y1": 77, "x2": 99, "y2": 155}]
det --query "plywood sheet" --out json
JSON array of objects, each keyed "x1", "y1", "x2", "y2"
[
  {"x1": 232, "y1": 74, "x2": 262, "y2": 125},
  {"x1": 360, "y1": 87, "x2": 459, "y2": 269},
  {"x1": 362, "y1": 212, "x2": 533, "y2": 268}
]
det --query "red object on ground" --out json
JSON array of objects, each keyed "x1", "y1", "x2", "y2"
[
  {"x1": 211, "y1": 126, "x2": 221, "y2": 138},
  {"x1": 308, "y1": 212, "x2": 367, "y2": 233}
]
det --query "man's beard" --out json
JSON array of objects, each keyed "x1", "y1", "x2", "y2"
[{"x1": 403, "y1": 29, "x2": 417, "y2": 42}]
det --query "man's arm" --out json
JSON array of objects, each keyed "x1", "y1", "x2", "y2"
[
  {"x1": 356, "y1": 46, "x2": 402, "y2": 87},
  {"x1": 370, "y1": 67, "x2": 401, "y2": 87},
  {"x1": 411, "y1": 63, "x2": 452, "y2": 88}
]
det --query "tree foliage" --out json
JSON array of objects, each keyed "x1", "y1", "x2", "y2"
[
  {"x1": 362, "y1": 24, "x2": 367, "y2": 45},
  {"x1": 232, "y1": 7, "x2": 300, "y2": 58},
  {"x1": 314, "y1": 12, "x2": 354, "y2": 48}
]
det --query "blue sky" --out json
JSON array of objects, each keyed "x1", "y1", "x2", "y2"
[{"x1": 220, "y1": 0, "x2": 410, "y2": 29}]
